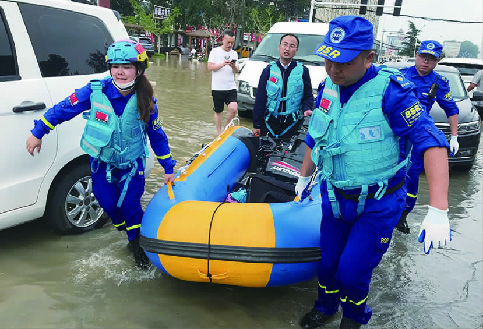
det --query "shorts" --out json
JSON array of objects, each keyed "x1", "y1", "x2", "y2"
[{"x1": 212, "y1": 89, "x2": 238, "y2": 113}]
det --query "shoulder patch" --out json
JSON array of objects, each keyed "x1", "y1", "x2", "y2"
[
  {"x1": 440, "y1": 75, "x2": 449, "y2": 83},
  {"x1": 401, "y1": 101, "x2": 424, "y2": 127},
  {"x1": 390, "y1": 74, "x2": 413, "y2": 90},
  {"x1": 68, "y1": 93, "x2": 79, "y2": 106}
]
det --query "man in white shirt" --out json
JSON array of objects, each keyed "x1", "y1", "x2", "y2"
[
  {"x1": 467, "y1": 69, "x2": 483, "y2": 92},
  {"x1": 207, "y1": 30, "x2": 239, "y2": 134}
]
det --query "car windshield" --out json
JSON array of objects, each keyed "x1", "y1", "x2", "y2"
[
  {"x1": 437, "y1": 70, "x2": 467, "y2": 100},
  {"x1": 251, "y1": 33, "x2": 326, "y2": 65},
  {"x1": 439, "y1": 63, "x2": 483, "y2": 76}
]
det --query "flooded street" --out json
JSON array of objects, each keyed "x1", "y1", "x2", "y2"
[{"x1": 0, "y1": 56, "x2": 482, "y2": 329}]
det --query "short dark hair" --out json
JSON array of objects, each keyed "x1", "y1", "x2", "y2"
[
  {"x1": 224, "y1": 30, "x2": 234, "y2": 37},
  {"x1": 280, "y1": 33, "x2": 299, "y2": 47}
]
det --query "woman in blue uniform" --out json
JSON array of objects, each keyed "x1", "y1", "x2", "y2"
[
  {"x1": 26, "y1": 40, "x2": 176, "y2": 269},
  {"x1": 295, "y1": 16, "x2": 451, "y2": 329}
]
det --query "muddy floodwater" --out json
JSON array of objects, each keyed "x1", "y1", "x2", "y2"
[{"x1": 0, "y1": 56, "x2": 481, "y2": 329}]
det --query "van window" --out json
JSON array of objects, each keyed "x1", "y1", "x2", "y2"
[
  {"x1": 19, "y1": 3, "x2": 113, "y2": 77},
  {"x1": 0, "y1": 10, "x2": 18, "y2": 79},
  {"x1": 251, "y1": 33, "x2": 326, "y2": 65},
  {"x1": 442, "y1": 71, "x2": 466, "y2": 100}
]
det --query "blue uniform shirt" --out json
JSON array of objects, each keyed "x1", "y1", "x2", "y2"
[
  {"x1": 306, "y1": 64, "x2": 449, "y2": 187},
  {"x1": 400, "y1": 65, "x2": 459, "y2": 117},
  {"x1": 31, "y1": 77, "x2": 176, "y2": 174}
]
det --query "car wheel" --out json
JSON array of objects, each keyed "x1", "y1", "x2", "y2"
[{"x1": 45, "y1": 162, "x2": 109, "y2": 234}]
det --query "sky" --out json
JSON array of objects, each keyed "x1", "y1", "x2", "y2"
[{"x1": 375, "y1": 0, "x2": 483, "y2": 58}]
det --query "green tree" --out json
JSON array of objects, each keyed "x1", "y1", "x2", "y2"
[
  {"x1": 399, "y1": 21, "x2": 420, "y2": 57},
  {"x1": 458, "y1": 41, "x2": 479, "y2": 58},
  {"x1": 249, "y1": 7, "x2": 284, "y2": 34},
  {"x1": 111, "y1": 0, "x2": 133, "y2": 16}
]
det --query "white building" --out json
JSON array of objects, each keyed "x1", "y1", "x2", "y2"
[{"x1": 443, "y1": 40, "x2": 461, "y2": 58}]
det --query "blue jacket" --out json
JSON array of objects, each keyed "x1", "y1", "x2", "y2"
[
  {"x1": 31, "y1": 77, "x2": 176, "y2": 174},
  {"x1": 307, "y1": 64, "x2": 449, "y2": 191},
  {"x1": 253, "y1": 60, "x2": 313, "y2": 129},
  {"x1": 400, "y1": 66, "x2": 459, "y2": 117}
]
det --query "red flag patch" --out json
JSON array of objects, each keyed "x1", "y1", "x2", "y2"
[
  {"x1": 320, "y1": 98, "x2": 331, "y2": 111},
  {"x1": 69, "y1": 93, "x2": 79, "y2": 106},
  {"x1": 270, "y1": 76, "x2": 277, "y2": 84},
  {"x1": 95, "y1": 111, "x2": 108, "y2": 123}
]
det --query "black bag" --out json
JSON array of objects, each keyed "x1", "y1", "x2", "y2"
[{"x1": 246, "y1": 174, "x2": 296, "y2": 203}]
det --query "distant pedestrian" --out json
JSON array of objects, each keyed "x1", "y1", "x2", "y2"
[{"x1": 207, "y1": 30, "x2": 239, "y2": 135}]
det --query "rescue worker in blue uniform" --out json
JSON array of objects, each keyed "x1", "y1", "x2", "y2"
[
  {"x1": 252, "y1": 33, "x2": 314, "y2": 138},
  {"x1": 294, "y1": 16, "x2": 451, "y2": 329},
  {"x1": 395, "y1": 40, "x2": 459, "y2": 234},
  {"x1": 26, "y1": 40, "x2": 176, "y2": 269}
]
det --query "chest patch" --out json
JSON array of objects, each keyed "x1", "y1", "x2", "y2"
[
  {"x1": 359, "y1": 126, "x2": 382, "y2": 142},
  {"x1": 95, "y1": 111, "x2": 108, "y2": 123}
]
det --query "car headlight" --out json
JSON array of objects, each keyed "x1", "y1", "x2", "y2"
[
  {"x1": 238, "y1": 80, "x2": 250, "y2": 95},
  {"x1": 458, "y1": 120, "x2": 481, "y2": 134}
]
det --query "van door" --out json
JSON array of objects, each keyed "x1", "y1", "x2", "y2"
[{"x1": 0, "y1": 2, "x2": 56, "y2": 214}]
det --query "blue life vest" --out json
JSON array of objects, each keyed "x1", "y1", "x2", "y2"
[
  {"x1": 265, "y1": 61, "x2": 304, "y2": 137},
  {"x1": 308, "y1": 68, "x2": 408, "y2": 217},
  {"x1": 80, "y1": 79, "x2": 148, "y2": 206}
]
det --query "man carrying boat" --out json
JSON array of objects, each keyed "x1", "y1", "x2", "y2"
[{"x1": 295, "y1": 15, "x2": 451, "y2": 329}]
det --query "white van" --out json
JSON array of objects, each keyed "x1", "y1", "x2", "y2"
[{"x1": 237, "y1": 22, "x2": 330, "y2": 116}]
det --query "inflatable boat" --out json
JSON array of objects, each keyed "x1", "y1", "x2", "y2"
[{"x1": 140, "y1": 120, "x2": 322, "y2": 287}]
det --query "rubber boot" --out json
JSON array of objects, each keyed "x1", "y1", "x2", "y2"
[
  {"x1": 340, "y1": 317, "x2": 362, "y2": 329},
  {"x1": 129, "y1": 238, "x2": 150, "y2": 269},
  {"x1": 300, "y1": 308, "x2": 335, "y2": 329},
  {"x1": 395, "y1": 210, "x2": 410, "y2": 234}
]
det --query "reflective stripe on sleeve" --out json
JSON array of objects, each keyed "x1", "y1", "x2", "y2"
[
  {"x1": 41, "y1": 116, "x2": 55, "y2": 130},
  {"x1": 156, "y1": 153, "x2": 171, "y2": 160}
]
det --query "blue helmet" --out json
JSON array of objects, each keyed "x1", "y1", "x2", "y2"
[{"x1": 106, "y1": 40, "x2": 149, "y2": 68}]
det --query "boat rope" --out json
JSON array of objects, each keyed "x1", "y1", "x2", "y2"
[{"x1": 206, "y1": 185, "x2": 230, "y2": 283}]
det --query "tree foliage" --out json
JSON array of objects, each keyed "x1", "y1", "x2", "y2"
[
  {"x1": 112, "y1": 0, "x2": 311, "y2": 34},
  {"x1": 458, "y1": 41, "x2": 479, "y2": 58},
  {"x1": 399, "y1": 21, "x2": 420, "y2": 57}
]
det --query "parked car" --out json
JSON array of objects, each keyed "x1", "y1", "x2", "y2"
[
  {"x1": 0, "y1": 0, "x2": 154, "y2": 234},
  {"x1": 237, "y1": 21, "x2": 329, "y2": 117},
  {"x1": 382, "y1": 62, "x2": 482, "y2": 171},
  {"x1": 439, "y1": 57, "x2": 483, "y2": 90},
  {"x1": 129, "y1": 35, "x2": 155, "y2": 56}
]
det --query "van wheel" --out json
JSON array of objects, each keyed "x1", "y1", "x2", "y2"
[{"x1": 45, "y1": 162, "x2": 109, "y2": 234}]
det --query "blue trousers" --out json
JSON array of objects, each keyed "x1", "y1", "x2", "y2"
[
  {"x1": 91, "y1": 158, "x2": 146, "y2": 241},
  {"x1": 314, "y1": 181, "x2": 406, "y2": 324},
  {"x1": 404, "y1": 153, "x2": 424, "y2": 213}
]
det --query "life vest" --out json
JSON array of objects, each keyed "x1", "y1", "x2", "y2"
[
  {"x1": 80, "y1": 79, "x2": 148, "y2": 206},
  {"x1": 308, "y1": 68, "x2": 409, "y2": 217},
  {"x1": 265, "y1": 61, "x2": 304, "y2": 137}
]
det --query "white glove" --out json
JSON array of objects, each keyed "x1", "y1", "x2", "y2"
[
  {"x1": 418, "y1": 206, "x2": 451, "y2": 254},
  {"x1": 449, "y1": 135, "x2": 459, "y2": 156},
  {"x1": 295, "y1": 176, "x2": 311, "y2": 200}
]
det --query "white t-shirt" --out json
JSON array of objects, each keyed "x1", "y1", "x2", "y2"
[
  {"x1": 471, "y1": 69, "x2": 483, "y2": 91},
  {"x1": 208, "y1": 47, "x2": 238, "y2": 90}
]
